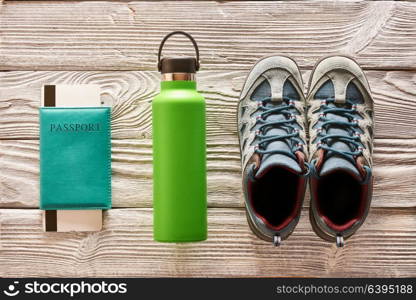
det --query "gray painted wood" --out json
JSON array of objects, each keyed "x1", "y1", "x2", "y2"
[
  {"x1": 1, "y1": 1, "x2": 416, "y2": 71},
  {"x1": 1, "y1": 208, "x2": 416, "y2": 277},
  {"x1": 1, "y1": 138, "x2": 415, "y2": 208},
  {"x1": 1, "y1": 70, "x2": 415, "y2": 140},
  {"x1": 0, "y1": 0, "x2": 415, "y2": 278}
]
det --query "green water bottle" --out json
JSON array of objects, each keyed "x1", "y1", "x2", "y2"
[{"x1": 152, "y1": 31, "x2": 207, "y2": 242}]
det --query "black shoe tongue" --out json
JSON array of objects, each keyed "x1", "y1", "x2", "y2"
[
  {"x1": 319, "y1": 105, "x2": 361, "y2": 179},
  {"x1": 255, "y1": 114, "x2": 301, "y2": 179}
]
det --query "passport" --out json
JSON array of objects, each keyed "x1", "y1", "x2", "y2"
[{"x1": 39, "y1": 107, "x2": 111, "y2": 210}]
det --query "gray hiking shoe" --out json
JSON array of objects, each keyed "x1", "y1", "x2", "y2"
[
  {"x1": 307, "y1": 56, "x2": 374, "y2": 247},
  {"x1": 237, "y1": 56, "x2": 309, "y2": 246}
]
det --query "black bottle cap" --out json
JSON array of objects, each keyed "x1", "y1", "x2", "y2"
[
  {"x1": 159, "y1": 56, "x2": 198, "y2": 74},
  {"x1": 158, "y1": 31, "x2": 200, "y2": 73}
]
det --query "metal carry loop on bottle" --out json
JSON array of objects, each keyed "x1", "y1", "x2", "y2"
[{"x1": 157, "y1": 31, "x2": 200, "y2": 72}]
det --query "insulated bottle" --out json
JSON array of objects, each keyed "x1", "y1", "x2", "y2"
[{"x1": 152, "y1": 31, "x2": 207, "y2": 242}]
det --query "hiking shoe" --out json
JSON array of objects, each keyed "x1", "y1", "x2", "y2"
[
  {"x1": 237, "y1": 56, "x2": 309, "y2": 246},
  {"x1": 307, "y1": 56, "x2": 374, "y2": 247}
]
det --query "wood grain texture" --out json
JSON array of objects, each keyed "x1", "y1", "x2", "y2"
[
  {"x1": 1, "y1": 70, "x2": 416, "y2": 140},
  {"x1": 1, "y1": 207, "x2": 415, "y2": 277},
  {"x1": 1, "y1": 1, "x2": 416, "y2": 71},
  {"x1": 1, "y1": 0, "x2": 416, "y2": 279},
  {"x1": 1, "y1": 70, "x2": 415, "y2": 208},
  {"x1": 1, "y1": 138, "x2": 416, "y2": 209},
  {"x1": 0, "y1": 71, "x2": 157, "y2": 140}
]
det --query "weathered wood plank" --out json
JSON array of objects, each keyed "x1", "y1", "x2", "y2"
[
  {"x1": 0, "y1": 139, "x2": 241, "y2": 208},
  {"x1": 1, "y1": 138, "x2": 415, "y2": 208},
  {"x1": 1, "y1": 1, "x2": 416, "y2": 71},
  {"x1": 2, "y1": 0, "x2": 415, "y2": 281},
  {"x1": 1, "y1": 207, "x2": 415, "y2": 277},
  {"x1": 0, "y1": 71, "x2": 157, "y2": 140},
  {"x1": 1, "y1": 70, "x2": 414, "y2": 208},
  {"x1": 1, "y1": 70, "x2": 415, "y2": 140}
]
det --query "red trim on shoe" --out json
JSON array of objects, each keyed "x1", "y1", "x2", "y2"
[
  {"x1": 295, "y1": 151, "x2": 306, "y2": 171},
  {"x1": 247, "y1": 151, "x2": 307, "y2": 232},
  {"x1": 314, "y1": 149, "x2": 325, "y2": 171},
  {"x1": 311, "y1": 158, "x2": 372, "y2": 233},
  {"x1": 356, "y1": 156, "x2": 367, "y2": 181},
  {"x1": 320, "y1": 216, "x2": 358, "y2": 232}
]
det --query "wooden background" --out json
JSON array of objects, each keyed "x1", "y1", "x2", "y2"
[{"x1": 1, "y1": 0, "x2": 416, "y2": 277}]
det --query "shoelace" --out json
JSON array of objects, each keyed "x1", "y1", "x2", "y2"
[
  {"x1": 253, "y1": 96, "x2": 302, "y2": 160},
  {"x1": 316, "y1": 98, "x2": 364, "y2": 164}
]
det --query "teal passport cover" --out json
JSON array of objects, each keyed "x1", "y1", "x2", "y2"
[{"x1": 40, "y1": 107, "x2": 111, "y2": 210}]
